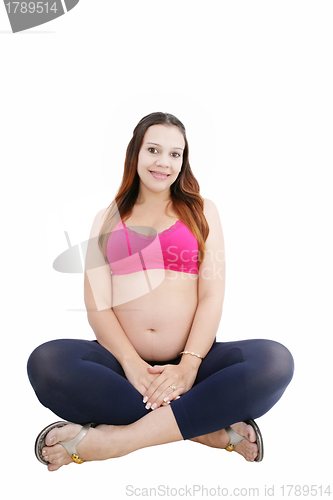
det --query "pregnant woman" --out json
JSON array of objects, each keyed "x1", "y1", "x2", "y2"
[{"x1": 28, "y1": 112, "x2": 294, "y2": 472}]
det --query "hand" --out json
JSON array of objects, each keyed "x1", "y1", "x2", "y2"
[
  {"x1": 122, "y1": 357, "x2": 160, "y2": 397},
  {"x1": 142, "y1": 362, "x2": 199, "y2": 410}
]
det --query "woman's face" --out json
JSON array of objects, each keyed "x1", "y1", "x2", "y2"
[{"x1": 137, "y1": 124, "x2": 185, "y2": 199}]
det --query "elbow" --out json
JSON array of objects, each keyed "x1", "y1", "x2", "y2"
[{"x1": 199, "y1": 292, "x2": 224, "y2": 311}]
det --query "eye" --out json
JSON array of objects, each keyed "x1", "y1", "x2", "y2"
[
  {"x1": 171, "y1": 152, "x2": 181, "y2": 158},
  {"x1": 148, "y1": 147, "x2": 158, "y2": 154}
]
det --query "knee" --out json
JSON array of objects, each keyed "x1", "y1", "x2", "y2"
[
  {"x1": 260, "y1": 339, "x2": 294, "y2": 388},
  {"x1": 27, "y1": 340, "x2": 62, "y2": 392}
]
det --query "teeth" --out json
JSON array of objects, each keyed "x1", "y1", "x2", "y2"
[{"x1": 151, "y1": 171, "x2": 168, "y2": 177}]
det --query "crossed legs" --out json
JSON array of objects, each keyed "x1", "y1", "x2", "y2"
[{"x1": 27, "y1": 338, "x2": 294, "y2": 470}]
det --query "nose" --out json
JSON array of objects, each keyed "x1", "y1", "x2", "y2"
[{"x1": 155, "y1": 154, "x2": 171, "y2": 168}]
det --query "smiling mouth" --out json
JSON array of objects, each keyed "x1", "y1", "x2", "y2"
[{"x1": 149, "y1": 171, "x2": 170, "y2": 179}]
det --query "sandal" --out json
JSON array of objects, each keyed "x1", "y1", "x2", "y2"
[
  {"x1": 225, "y1": 419, "x2": 264, "y2": 462},
  {"x1": 35, "y1": 421, "x2": 96, "y2": 465}
]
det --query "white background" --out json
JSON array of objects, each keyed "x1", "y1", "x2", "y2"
[{"x1": 1, "y1": 1, "x2": 332, "y2": 498}]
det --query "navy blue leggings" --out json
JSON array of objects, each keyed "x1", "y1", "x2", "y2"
[{"x1": 27, "y1": 338, "x2": 294, "y2": 440}]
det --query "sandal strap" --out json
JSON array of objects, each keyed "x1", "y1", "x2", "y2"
[
  {"x1": 225, "y1": 426, "x2": 246, "y2": 450},
  {"x1": 59, "y1": 423, "x2": 92, "y2": 459}
]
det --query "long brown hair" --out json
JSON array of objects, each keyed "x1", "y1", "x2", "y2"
[{"x1": 98, "y1": 112, "x2": 209, "y2": 264}]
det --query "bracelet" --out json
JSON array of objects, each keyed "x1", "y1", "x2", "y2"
[{"x1": 180, "y1": 350, "x2": 203, "y2": 359}]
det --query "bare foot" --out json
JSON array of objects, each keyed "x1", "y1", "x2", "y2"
[
  {"x1": 41, "y1": 419, "x2": 259, "y2": 471},
  {"x1": 42, "y1": 423, "x2": 119, "y2": 472},
  {"x1": 191, "y1": 422, "x2": 258, "y2": 462}
]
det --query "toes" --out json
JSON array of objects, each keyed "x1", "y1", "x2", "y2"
[
  {"x1": 48, "y1": 462, "x2": 63, "y2": 472},
  {"x1": 229, "y1": 422, "x2": 259, "y2": 462},
  {"x1": 248, "y1": 451, "x2": 257, "y2": 462},
  {"x1": 234, "y1": 440, "x2": 258, "y2": 462},
  {"x1": 45, "y1": 448, "x2": 73, "y2": 471},
  {"x1": 39, "y1": 423, "x2": 84, "y2": 471},
  {"x1": 45, "y1": 428, "x2": 62, "y2": 446},
  {"x1": 45, "y1": 423, "x2": 81, "y2": 446},
  {"x1": 246, "y1": 424, "x2": 257, "y2": 443},
  {"x1": 246, "y1": 444, "x2": 258, "y2": 462},
  {"x1": 46, "y1": 451, "x2": 64, "y2": 464},
  {"x1": 42, "y1": 444, "x2": 64, "y2": 459},
  {"x1": 45, "y1": 425, "x2": 67, "y2": 446},
  {"x1": 244, "y1": 450, "x2": 255, "y2": 461},
  {"x1": 42, "y1": 443, "x2": 73, "y2": 469},
  {"x1": 230, "y1": 422, "x2": 256, "y2": 443}
]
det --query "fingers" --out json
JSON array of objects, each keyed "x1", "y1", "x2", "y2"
[
  {"x1": 144, "y1": 384, "x2": 177, "y2": 410},
  {"x1": 161, "y1": 395, "x2": 181, "y2": 406},
  {"x1": 147, "y1": 386, "x2": 182, "y2": 410},
  {"x1": 142, "y1": 366, "x2": 167, "y2": 403},
  {"x1": 143, "y1": 367, "x2": 183, "y2": 410},
  {"x1": 147, "y1": 365, "x2": 165, "y2": 374},
  {"x1": 135, "y1": 372, "x2": 161, "y2": 397}
]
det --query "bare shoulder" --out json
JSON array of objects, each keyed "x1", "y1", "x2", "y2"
[
  {"x1": 203, "y1": 198, "x2": 215, "y2": 207},
  {"x1": 203, "y1": 197, "x2": 219, "y2": 213}
]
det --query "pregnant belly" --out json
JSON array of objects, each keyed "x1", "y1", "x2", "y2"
[{"x1": 112, "y1": 270, "x2": 198, "y2": 361}]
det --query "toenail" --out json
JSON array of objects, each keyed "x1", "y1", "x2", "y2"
[{"x1": 49, "y1": 436, "x2": 56, "y2": 445}]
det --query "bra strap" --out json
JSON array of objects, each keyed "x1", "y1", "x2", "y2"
[{"x1": 121, "y1": 221, "x2": 132, "y2": 256}]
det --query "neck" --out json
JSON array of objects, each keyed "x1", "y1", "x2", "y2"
[{"x1": 136, "y1": 185, "x2": 171, "y2": 205}]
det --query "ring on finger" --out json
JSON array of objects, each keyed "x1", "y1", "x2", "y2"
[{"x1": 169, "y1": 385, "x2": 177, "y2": 391}]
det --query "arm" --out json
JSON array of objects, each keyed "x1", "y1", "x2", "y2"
[
  {"x1": 84, "y1": 208, "x2": 160, "y2": 395},
  {"x1": 144, "y1": 198, "x2": 226, "y2": 408},
  {"x1": 178, "y1": 197, "x2": 226, "y2": 365}
]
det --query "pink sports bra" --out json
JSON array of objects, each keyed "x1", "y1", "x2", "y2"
[{"x1": 106, "y1": 219, "x2": 199, "y2": 275}]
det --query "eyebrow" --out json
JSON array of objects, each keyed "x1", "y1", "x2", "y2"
[{"x1": 146, "y1": 142, "x2": 184, "y2": 151}]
